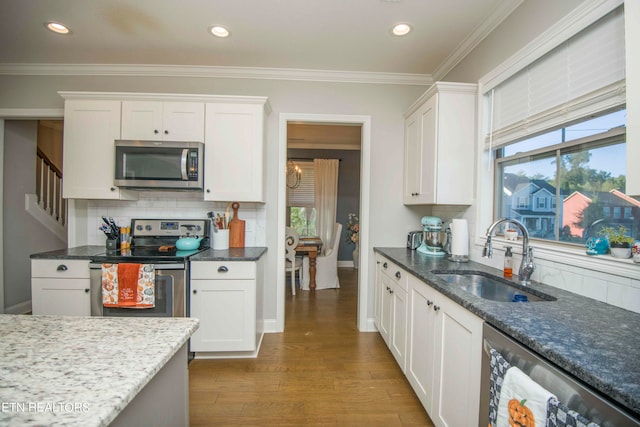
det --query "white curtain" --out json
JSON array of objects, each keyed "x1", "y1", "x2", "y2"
[{"x1": 314, "y1": 159, "x2": 339, "y2": 255}]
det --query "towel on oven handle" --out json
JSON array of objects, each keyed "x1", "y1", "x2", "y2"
[{"x1": 102, "y1": 263, "x2": 155, "y2": 308}]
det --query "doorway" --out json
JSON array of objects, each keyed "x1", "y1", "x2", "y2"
[{"x1": 277, "y1": 113, "x2": 372, "y2": 332}]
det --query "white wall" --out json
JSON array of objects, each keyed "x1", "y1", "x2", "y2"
[
  {"x1": 0, "y1": 74, "x2": 428, "y2": 324},
  {"x1": 3, "y1": 121, "x2": 66, "y2": 312}
]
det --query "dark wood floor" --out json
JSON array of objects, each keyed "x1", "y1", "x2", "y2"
[{"x1": 189, "y1": 267, "x2": 434, "y2": 426}]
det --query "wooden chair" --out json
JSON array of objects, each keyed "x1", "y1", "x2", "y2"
[{"x1": 285, "y1": 227, "x2": 303, "y2": 295}]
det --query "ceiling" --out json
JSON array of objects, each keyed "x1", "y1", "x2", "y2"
[{"x1": 0, "y1": 0, "x2": 521, "y2": 80}]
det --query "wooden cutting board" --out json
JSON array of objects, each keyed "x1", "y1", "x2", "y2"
[{"x1": 228, "y1": 202, "x2": 245, "y2": 248}]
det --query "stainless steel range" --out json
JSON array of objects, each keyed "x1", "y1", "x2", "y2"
[{"x1": 89, "y1": 218, "x2": 210, "y2": 317}]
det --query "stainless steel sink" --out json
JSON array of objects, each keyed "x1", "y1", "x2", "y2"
[{"x1": 433, "y1": 270, "x2": 556, "y2": 302}]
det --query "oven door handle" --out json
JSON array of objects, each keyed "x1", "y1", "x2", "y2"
[{"x1": 89, "y1": 262, "x2": 185, "y2": 270}]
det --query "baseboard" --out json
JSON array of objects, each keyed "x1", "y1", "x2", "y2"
[
  {"x1": 5, "y1": 299, "x2": 32, "y2": 314},
  {"x1": 263, "y1": 318, "x2": 281, "y2": 333}
]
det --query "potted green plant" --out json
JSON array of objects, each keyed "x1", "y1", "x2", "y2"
[{"x1": 598, "y1": 225, "x2": 635, "y2": 258}]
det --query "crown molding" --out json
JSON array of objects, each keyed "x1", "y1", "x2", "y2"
[
  {"x1": 432, "y1": 0, "x2": 524, "y2": 81},
  {"x1": 0, "y1": 63, "x2": 433, "y2": 86}
]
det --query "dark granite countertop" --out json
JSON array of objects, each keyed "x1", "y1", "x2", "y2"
[
  {"x1": 374, "y1": 247, "x2": 640, "y2": 418},
  {"x1": 31, "y1": 246, "x2": 268, "y2": 262},
  {"x1": 190, "y1": 247, "x2": 267, "y2": 261},
  {"x1": 30, "y1": 245, "x2": 106, "y2": 260}
]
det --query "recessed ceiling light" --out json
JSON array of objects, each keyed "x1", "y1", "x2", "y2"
[
  {"x1": 392, "y1": 23, "x2": 412, "y2": 36},
  {"x1": 44, "y1": 21, "x2": 71, "y2": 35},
  {"x1": 209, "y1": 25, "x2": 230, "y2": 38}
]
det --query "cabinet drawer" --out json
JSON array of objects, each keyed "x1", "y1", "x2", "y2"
[
  {"x1": 31, "y1": 259, "x2": 90, "y2": 279},
  {"x1": 191, "y1": 261, "x2": 256, "y2": 280},
  {"x1": 379, "y1": 258, "x2": 408, "y2": 291}
]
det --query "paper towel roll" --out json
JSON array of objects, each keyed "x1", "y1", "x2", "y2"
[{"x1": 450, "y1": 219, "x2": 469, "y2": 257}]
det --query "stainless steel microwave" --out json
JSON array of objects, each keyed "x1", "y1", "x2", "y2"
[{"x1": 114, "y1": 140, "x2": 204, "y2": 190}]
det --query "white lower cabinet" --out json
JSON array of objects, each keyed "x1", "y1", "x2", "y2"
[
  {"x1": 376, "y1": 255, "x2": 408, "y2": 371},
  {"x1": 189, "y1": 259, "x2": 263, "y2": 355},
  {"x1": 375, "y1": 255, "x2": 483, "y2": 427},
  {"x1": 31, "y1": 259, "x2": 91, "y2": 316}
]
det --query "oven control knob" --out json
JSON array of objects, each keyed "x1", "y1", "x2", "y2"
[
  {"x1": 136, "y1": 225, "x2": 143, "y2": 231},
  {"x1": 145, "y1": 225, "x2": 152, "y2": 231}
]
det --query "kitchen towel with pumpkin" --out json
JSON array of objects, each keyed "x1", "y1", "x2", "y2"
[
  {"x1": 495, "y1": 365, "x2": 555, "y2": 427},
  {"x1": 102, "y1": 263, "x2": 155, "y2": 308}
]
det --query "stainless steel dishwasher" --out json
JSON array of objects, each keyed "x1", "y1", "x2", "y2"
[{"x1": 480, "y1": 323, "x2": 640, "y2": 427}]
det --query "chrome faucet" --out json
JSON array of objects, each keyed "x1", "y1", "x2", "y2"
[{"x1": 482, "y1": 218, "x2": 535, "y2": 285}]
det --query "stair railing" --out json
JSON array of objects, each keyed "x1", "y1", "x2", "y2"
[{"x1": 36, "y1": 148, "x2": 66, "y2": 226}]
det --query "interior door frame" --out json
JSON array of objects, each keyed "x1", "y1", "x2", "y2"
[
  {"x1": 277, "y1": 113, "x2": 372, "y2": 331},
  {"x1": 0, "y1": 108, "x2": 64, "y2": 313}
]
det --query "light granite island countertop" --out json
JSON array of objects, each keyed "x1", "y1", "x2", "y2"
[{"x1": 0, "y1": 315, "x2": 199, "y2": 427}]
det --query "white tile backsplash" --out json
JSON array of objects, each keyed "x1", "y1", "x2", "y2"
[{"x1": 84, "y1": 192, "x2": 265, "y2": 246}]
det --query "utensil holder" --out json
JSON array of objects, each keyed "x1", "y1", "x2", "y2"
[
  {"x1": 106, "y1": 238, "x2": 119, "y2": 250},
  {"x1": 213, "y1": 230, "x2": 229, "y2": 250}
]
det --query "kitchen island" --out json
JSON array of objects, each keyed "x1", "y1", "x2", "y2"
[{"x1": 0, "y1": 315, "x2": 198, "y2": 427}]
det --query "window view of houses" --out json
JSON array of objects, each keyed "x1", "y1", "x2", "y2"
[{"x1": 497, "y1": 109, "x2": 640, "y2": 245}]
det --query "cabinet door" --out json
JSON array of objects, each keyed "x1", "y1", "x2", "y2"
[
  {"x1": 31, "y1": 278, "x2": 91, "y2": 316},
  {"x1": 121, "y1": 101, "x2": 163, "y2": 140},
  {"x1": 204, "y1": 103, "x2": 265, "y2": 202},
  {"x1": 403, "y1": 109, "x2": 421, "y2": 203},
  {"x1": 389, "y1": 283, "x2": 408, "y2": 372},
  {"x1": 432, "y1": 295, "x2": 483, "y2": 427},
  {"x1": 122, "y1": 101, "x2": 204, "y2": 142},
  {"x1": 416, "y1": 96, "x2": 438, "y2": 204},
  {"x1": 63, "y1": 100, "x2": 136, "y2": 200},
  {"x1": 190, "y1": 279, "x2": 256, "y2": 352},
  {"x1": 162, "y1": 102, "x2": 205, "y2": 141},
  {"x1": 406, "y1": 277, "x2": 438, "y2": 413},
  {"x1": 378, "y1": 272, "x2": 393, "y2": 346}
]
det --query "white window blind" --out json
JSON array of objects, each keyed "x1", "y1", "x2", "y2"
[
  {"x1": 484, "y1": 7, "x2": 626, "y2": 148},
  {"x1": 286, "y1": 161, "x2": 315, "y2": 207}
]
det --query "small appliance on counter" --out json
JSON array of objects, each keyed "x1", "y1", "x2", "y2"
[
  {"x1": 407, "y1": 230, "x2": 423, "y2": 250},
  {"x1": 417, "y1": 216, "x2": 447, "y2": 256}
]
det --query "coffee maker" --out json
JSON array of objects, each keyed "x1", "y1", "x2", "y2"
[{"x1": 417, "y1": 216, "x2": 447, "y2": 256}]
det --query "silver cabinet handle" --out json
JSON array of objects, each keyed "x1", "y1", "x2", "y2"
[
  {"x1": 427, "y1": 300, "x2": 433, "y2": 306},
  {"x1": 154, "y1": 129, "x2": 159, "y2": 134},
  {"x1": 57, "y1": 264, "x2": 68, "y2": 271},
  {"x1": 395, "y1": 271, "x2": 401, "y2": 279},
  {"x1": 218, "y1": 266, "x2": 229, "y2": 273},
  {"x1": 433, "y1": 305, "x2": 440, "y2": 312},
  {"x1": 84, "y1": 288, "x2": 90, "y2": 293},
  {"x1": 383, "y1": 262, "x2": 388, "y2": 269},
  {"x1": 193, "y1": 289, "x2": 198, "y2": 294}
]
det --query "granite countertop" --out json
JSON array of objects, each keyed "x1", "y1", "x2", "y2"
[
  {"x1": 30, "y1": 245, "x2": 106, "y2": 260},
  {"x1": 374, "y1": 247, "x2": 640, "y2": 417},
  {"x1": 189, "y1": 246, "x2": 267, "y2": 261},
  {"x1": 0, "y1": 315, "x2": 199, "y2": 427}
]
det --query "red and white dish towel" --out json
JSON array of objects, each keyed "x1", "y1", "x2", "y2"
[{"x1": 101, "y1": 263, "x2": 155, "y2": 308}]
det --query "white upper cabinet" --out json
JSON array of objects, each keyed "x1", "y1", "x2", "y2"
[
  {"x1": 204, "y1": 100, "x2": 270, "y2": 202},
  {"x1": 121, "y1": 101, "x2": 205, "y2": 142},
  {"x1": 61, "y1": 98, "x2": 137, "y2": 200},
  {"x1": 403, "y1": 82, "x2": 477, "y2": 205}
]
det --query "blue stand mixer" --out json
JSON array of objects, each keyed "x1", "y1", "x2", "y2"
[{"x1": 417, "y1": 216, "x2": 448, "y2": 256}]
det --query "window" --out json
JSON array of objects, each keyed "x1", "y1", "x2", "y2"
[
  {"x1": 484, "y1": 6, "x2": 639, "y2": 248},
  {"x1": 495, "y1": 109, "x2": 640, "y2": 245},
  {"x1": 287, "y1": 161, "x2": 317, "y2": 236}
]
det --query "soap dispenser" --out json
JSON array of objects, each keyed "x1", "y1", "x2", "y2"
[{"x1": 503, "y1": 246, "x2": 513, "y2": 277}]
